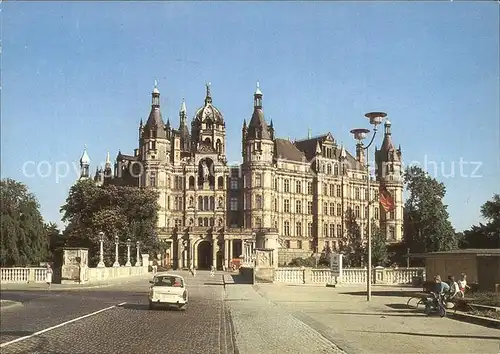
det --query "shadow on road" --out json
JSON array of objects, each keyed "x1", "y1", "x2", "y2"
[
  {"x1": 350, "y1": 330, "x2": 500, "y2": 340},
  {"x1": 340, "y1": 290, "x2": 419, "y2": 297},
  {"x1": 120, "y1": 303, "x2": 150, "y2": 311},
  {"x1": 385, "y1": 303, "x2": 416, "y2": 310},
  {"x1": 203, "y1": 282, "x2": 223, "y2": 286},
  {"x1": 312, "y1": 310, "x2": 423, "y2": 318},
  {"x1": 230, "y1": 274, "x2": 253, "y2": 284}
]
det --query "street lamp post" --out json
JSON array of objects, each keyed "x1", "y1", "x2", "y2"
[
  {"x1": 135, "y1": 241, "x2": 141, "y2": 267},
  {"x1": 350, "y1": 111, "x2": 386, "y2": 302},
  {"x1": 97, "y1": 232, "x2": 105, "y2": 267},
  {"x1": 113, "y1": 235, "x2": 120, "y2": 267},
  {"x1": 126, "y1": 238, "x2": 132, "y2": 266}
]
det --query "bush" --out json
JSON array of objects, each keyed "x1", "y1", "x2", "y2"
[
  {"x1": 470, "y1": 292, "x2": 500, "y2": 307},
  {"x1": 288, "y1": 257, "x2": 316, "y2": 268}
]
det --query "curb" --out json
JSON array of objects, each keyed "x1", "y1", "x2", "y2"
[
  {"x1": 0, "y1": 299, "x2": 23, "y2": 310},
  {"x1": 449, "y1": 310, "x2": 500, "y2": 329},
  {"x1": 1, "y1": 276, "x2": 152, "y2": 291}
]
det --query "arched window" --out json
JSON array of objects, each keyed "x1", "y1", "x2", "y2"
[
  {"x1": 203, "y1": 196, "x2": 209, "y2": 211},
  {"x1": 198, "y1": 218, "x2": 203, "y2": 226},
  {"x1": 209, "y1": 196, "x2": 215, "y2": 211},
  {"x1": 218, "y1": 176, "x2": 224, "y2": 189},
  {"x1": 323, "y1": 223, "x2": 328, "y2": 237},
  {"x1": 204, "y1": 217, "x2": 209, "y2": 227},
  {"x1": 327, "y1": 164, "x2": 332, "y2": 174},
  {"x1": 355, "y1": 205, "x2": 360, "y2": 218},
  {"x1": 198, "y1": 196, "x2": 203, "y2": 210},
  {"x1": 209, "y1": 217, "x2": 215, "y2": 226},
  {"x1": 189, "y1": 176, "x2": 195, "y2": 189},
  {"x1": 334, "y1": 164, "x2": 339, "y2": 175},
  {"x1": 330, "y1": 224, "x2": 335, "y2": 238},
  {"x1": 216, "y1": 139, "x2": 222, "y2": 154}
]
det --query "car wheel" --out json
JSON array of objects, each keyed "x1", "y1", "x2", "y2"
[{"x1": 180, "y1": 304, "x2": 187, "y2": 311}]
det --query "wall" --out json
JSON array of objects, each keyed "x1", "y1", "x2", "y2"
[
  {"x1": 425, "y1": 254, "x2": 478, "y2": 283},
  {"x1": 477, "y1": 256, "x2": 500, "y2": 292},
  {"x1": 278, "y1": 249, "x2": 313, "y2": 265}
]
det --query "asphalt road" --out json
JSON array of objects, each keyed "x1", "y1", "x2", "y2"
[{"x1": 0, "y1": 271, "x2": 237, "y2": 354}]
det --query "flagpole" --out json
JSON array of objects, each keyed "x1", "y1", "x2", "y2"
[{"x1": 350, "y1": 112, "x2": 387, "y2": 302}]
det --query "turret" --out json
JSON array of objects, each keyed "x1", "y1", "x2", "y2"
[{"x1": 79, "y1": 145, "x2": 90, "y2": 179}]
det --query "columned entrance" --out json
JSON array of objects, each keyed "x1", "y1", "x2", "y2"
[{"x1": 197, "y1": 240, "x2": 213, "y2": 269}]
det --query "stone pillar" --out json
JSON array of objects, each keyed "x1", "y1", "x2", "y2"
[
  {"x1": 193, "y1": 241, "x2": 198, "y2": 269},
  {"x1": 212, "y1": 239, "x2": 217, "y2": 269},
  {"x1": 228, "y1": 239, "x2": 233, "y2": 267},
  {"x1": 177, "y1": 239, "x2": 183, "y2": 269},
  {"x1": 141, "y1": 254, "x2": 149, "y2": 271},
  {"x1": 224, "y1": 239, "x2": 229, "y2": 269}
]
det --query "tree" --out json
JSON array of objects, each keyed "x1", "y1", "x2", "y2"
[
  {"x1": 60, "y1": 180, "x2": 160, "y2": 266},
  {"x1": 0, "y1": 178, "x2": 49, "y2": 266},
  {"x1": 45, "y1": 222, "x2": 68, "y2": 267},
  {"x1": 461, "y1": 194, "x2": 500, "y2": 249},
  {"x1": 365, "y1": 221, "x2": 389, "y2": 267},
  {"x1": 403, "y1": 166, "x2": 458, "y2": 253},
  {"x1": 339, "y1": 207, "x2": 364, "y2": 267}
]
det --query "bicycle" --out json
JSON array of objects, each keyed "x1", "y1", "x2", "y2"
[{"x1": 406, "y1": 295, "x2": 426, "y2": 310}]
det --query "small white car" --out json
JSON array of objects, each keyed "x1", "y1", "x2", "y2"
[{"x1": 148, "y1": 273, "x2": 188, "y2": 310}]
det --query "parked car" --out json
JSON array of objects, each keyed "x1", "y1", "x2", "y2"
[{"x1": 148, "y1": 273, "x2": 188, "y2": 310}]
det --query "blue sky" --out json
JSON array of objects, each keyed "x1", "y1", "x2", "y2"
[{"x1": 1, "y1": 2, "x2": 499, "y2": 232}]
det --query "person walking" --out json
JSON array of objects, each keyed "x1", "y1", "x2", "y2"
[{"x1": 45, "y1": 264, "x2": 53, "y2": 289}]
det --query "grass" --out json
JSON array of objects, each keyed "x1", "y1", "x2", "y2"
[{"x1": 470, "y1": 309, "x2": 500, "y2": 320}]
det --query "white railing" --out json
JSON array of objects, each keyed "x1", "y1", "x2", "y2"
[
  {"x1": 273, "y1": 267, "x2": 425, "y2": 285},
  {"x1": 0, "y1": 267, "x2": 49, "y2": 283}
]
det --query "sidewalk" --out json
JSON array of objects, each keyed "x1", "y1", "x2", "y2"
[
  {"x1": 0, "y1": 272, "x2": 153, "y2": 291},
  {"x1": 254, "y1": 284, "x2": 500, "y2": 354},
  {"x1": 225, "y1": 284, "x2": 345, "y2": 354}
]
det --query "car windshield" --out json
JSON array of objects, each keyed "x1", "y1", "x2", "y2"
[{"x1": 153, "y1": 276, "x2": 183, "y2": 287}]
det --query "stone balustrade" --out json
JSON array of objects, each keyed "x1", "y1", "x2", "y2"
[
  {"x1": 274, "y1": 267, "x2": 425, "y2": 285},
  {"x1": 1, "y1": 267, "x2": 60, "y2": 283}
]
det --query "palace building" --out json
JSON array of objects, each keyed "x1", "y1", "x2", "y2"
[{"x1": 79, "y1": 82, "x2": 404, "y2": 269}]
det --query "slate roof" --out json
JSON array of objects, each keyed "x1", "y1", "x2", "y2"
[{"x1": 274, "y1": 138, "x2": 306, "y2": 162}]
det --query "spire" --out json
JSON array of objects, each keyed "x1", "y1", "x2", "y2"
[
  {"x1": 380, "y1": 120, "x2": 395, "y2": 152},
  {"x1": 308, "y1": 128, "x2": 312, "y2": 139},
  {"x1": 79, "y1": 145, "x2": 90, "y2": 179},
  {"x1": 80, "y1": 144, "x2": 90, "y2": 165},
  {"x1": 151, "y1": 81, "x2": 160, "y2": 107},
  {"x1": 254, "y1": 81, "x2": 263, "y2": 108},
  {"x1": 105, "y1": 151, "x2": 111, "y2": 166},
  {"x1": 180, "y1": 98, "x2": 187, "y2": 114},
  {"x1": 205, "y1": 82, "x2": 212, "y2": 105},
  {"x1": 339, "y1": 144, "x2": 346, "y2": 160}
]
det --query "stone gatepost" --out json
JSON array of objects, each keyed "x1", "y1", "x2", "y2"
[
  {"x1": 254, "y1": 248, "x2": 275, "y2": 283},
  {"x1": 61, "y1": 248, "x2": 89, "y2": 284},
  {"x1": 262, "y1": 229, "x2": 279, "y2": 269}
]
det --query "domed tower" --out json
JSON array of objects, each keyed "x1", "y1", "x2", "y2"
[
  {"x1": 375, "y1": 120, "x2": 403, "y2": 242},
  {"x1": 79, "y1": 145, "x2": 90, "y2": 180},
  {"x1": 241, "y1": 82, "x2": 275, "y2": 229},
  {"x1": 191, "y1": 83, "x2": 226, "y2": 160},
  {"x1": 138, "y1": 81, "x2": 171, "y2": 187}
]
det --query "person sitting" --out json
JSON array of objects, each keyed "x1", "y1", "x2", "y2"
[
  {"x1": 447, "y1": 275, "x2": 460, "y2": 300},
  {"x1": 433, "y1": 275, "x2": 450, "y2": 294},
  {"x1": 457, "y1": 273, "x2": 470, "y2": 298}
]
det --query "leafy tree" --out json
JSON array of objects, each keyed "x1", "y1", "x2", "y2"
[
  {"x1": 0, "y1": 178, "x2": 49, "y2": 266},
  {"x1": 403, "y1": 166, "x2": 458, "y2": 253},
  {"x1": 60, "y1": 180, "x2": 160, "y2": 266},
  {"x1": 339, "y1": 207, "x2": 365, "y2": 267},
  {"x1": 461, "y1": 194, "x2": 499, "y2": 249},
  {"x1": 45, "y1": 222, "x2": 68, "y2": 267},
  {"x1": 364, "y1": 221, "x2": 389, "y2": 267}
]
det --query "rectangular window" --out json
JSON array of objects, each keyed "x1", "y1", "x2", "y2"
[
  {"x1": 307, "y1": 201, "x2": 313, "y2": 214},
  {"x1": 330, "y1": 184, "x2": 334, "y2": 197},
  {"x1": 284, "y1": 179, "x2": 290, "y2": 193},
  {"x1": 336, "y1": 185, "x2": 341, "y2": 197},
  {"x1": 295, "y1": 200, "x2": 302, "y2": 214},
  {"x1": 297, "y1": 240, "x2": 302, "y2": 249},
  {"x1": 230, "y1": 178, "x2": 238, "y2": 190},
  {"x1": 330, "y1": 203, "x2": 335, "y2": 216},
  {"x1": 295, "y1": 181, "x2": 301, "y2": 194},
  {"x1": 149, "y1": 172, "x2": 157, "y2": 187},
  {"x1": 330, "y1": 224, "x2": 335, "y2": 238},
  {"x1": 230, "y1": 197, "x2": 238, "y2": 211},
  {"x1": 284, "y1": 199, "x2": 290, "y2": 213},
  {"x1": 307, "y1": 182, "x2": 313, "y2": 195},
  {"x1": 255, "y1": 174, "x2": 262, "y2": 187},
  {"x1": 323, "y1": 202, "x2": 328, "y2": 215},
  {"x1": 337, "y1": 203, "x2": 342, "y2": 216},
  {"x1": 307, "y1": 222, "x2": 313, "y2": 237},
  {"x1": 323, "y1": 223, "x2": 328, "y2": 237}
]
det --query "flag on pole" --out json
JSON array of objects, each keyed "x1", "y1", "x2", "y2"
[{"x1": 379, "y1": 185, "x2": 396, "y2": 212}]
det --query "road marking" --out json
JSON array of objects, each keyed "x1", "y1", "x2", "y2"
[{"x1": 0, "y1": 302, "x2": 127, "y2": 348}]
